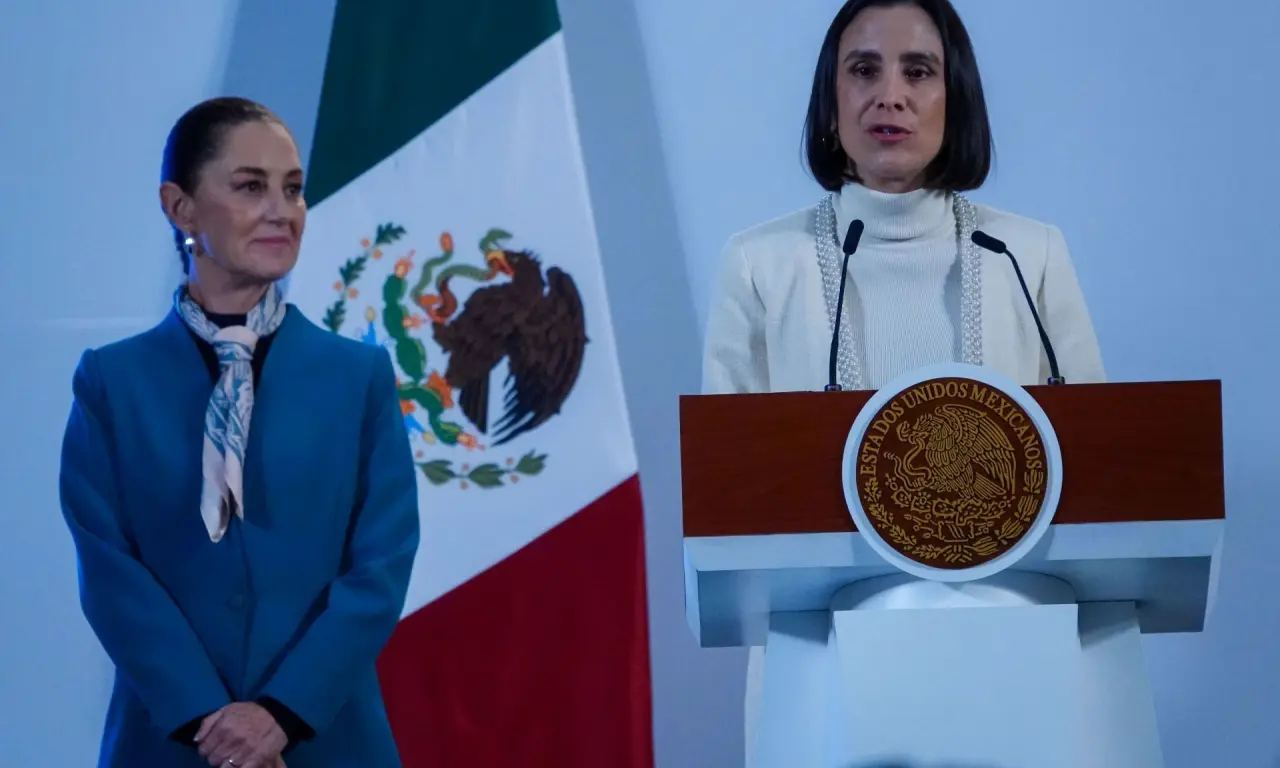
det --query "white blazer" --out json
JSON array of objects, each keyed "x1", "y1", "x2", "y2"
[
  {"x1": 699, "y1": 193, "x2": 1106, "y2": 767},
  {"x1": 702, "y1": 197, "x2": 1106, "y2": 395}
]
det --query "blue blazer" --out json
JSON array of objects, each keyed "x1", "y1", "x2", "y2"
[{"x1": 59, "y1": 305, "x2": 420, "y2": 767}]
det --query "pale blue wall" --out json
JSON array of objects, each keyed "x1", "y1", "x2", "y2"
[{"x1": 2, "y1": 1, "x2": 1277, "y2": 766}]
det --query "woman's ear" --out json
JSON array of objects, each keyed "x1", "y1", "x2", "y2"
[{"x1": 159, "y1": 181, "x2": 194, "y2": 236}]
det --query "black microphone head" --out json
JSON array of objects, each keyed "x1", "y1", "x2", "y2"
[
  {"x1": 842, "y1": 219, "x2": 865, "y2": 255},
  {"x1": 971, "y1": 230, "x2": 1006, "y2": 254}
]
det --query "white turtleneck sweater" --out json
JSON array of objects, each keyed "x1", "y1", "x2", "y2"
[
  {"x1": 703, "y1": 179, "x2": 1105, "y2": 400},
  {"x1": 834, "y1": 183, "x2": 960, "y2": 389}
]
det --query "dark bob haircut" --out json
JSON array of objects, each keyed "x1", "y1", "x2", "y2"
[
  {"x1": 160, "y1": 96, "x2": 285, "y2": 273},
  {"x1": 802, "y1": 0, "x2": 993, "y2": 193}
]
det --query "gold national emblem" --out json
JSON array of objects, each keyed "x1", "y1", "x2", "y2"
[{"x1": 856, "y1": 377, "x2": 1048, "y2": 569}]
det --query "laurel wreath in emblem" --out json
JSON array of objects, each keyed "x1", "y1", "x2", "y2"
[
  {"x1": 861, "y1": 470, "x2": 1045, "y2": 565},
  {"x1": 322, "y1": 222, "x2": 586, "y2": 489}
]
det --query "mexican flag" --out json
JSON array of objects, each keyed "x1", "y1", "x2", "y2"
[{"x1": 287, "y1": 1, "x2": 653, "y2": 765}]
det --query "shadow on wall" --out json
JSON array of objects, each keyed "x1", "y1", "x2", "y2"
[
  {"x1": 217, "y1": 0, "x2": 336, "y2": 165},
  {"x1": 555, "y1": 0, "x2": 749, "y2": 767}
]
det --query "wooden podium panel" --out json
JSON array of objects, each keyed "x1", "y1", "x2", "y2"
[{"x1": 679, "y1": 380, "x2": 1224, "y2": 538}]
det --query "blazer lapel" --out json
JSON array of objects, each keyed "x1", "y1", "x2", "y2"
[
  {"x1": 979, "y1": 252, "x2": 1024, "y2": 384},
  {"x1": 242, "y1": 307, "x2": 356, "y2": 534},
  {"x1": 242, "y1": 307, "x2": 301, "y2": 531},
  {"x1": 132, "y1": 311, "x2": 220, "y2": 548}
]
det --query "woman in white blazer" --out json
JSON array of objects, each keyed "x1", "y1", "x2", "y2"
[{"x1": 700, "y1": 0, "x2": 1105, "y2": 762}]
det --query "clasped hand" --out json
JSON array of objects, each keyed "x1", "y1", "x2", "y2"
[{"x1": 195, "y1": 702, "x2": 288, "y2": 768}]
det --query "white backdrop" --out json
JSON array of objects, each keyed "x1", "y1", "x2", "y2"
[{"x1": 1, "y1": 1, "x2": 1277, "y2": 766}]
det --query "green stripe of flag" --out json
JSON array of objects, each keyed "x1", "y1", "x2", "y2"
[{"x1": 305, "y1": 0, "x2": 562, "y2": 206}]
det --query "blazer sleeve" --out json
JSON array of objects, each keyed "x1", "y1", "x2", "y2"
[
  {"x1": 59, "y1": 349, "x2": 232, "y2": 735},
  {"x1": 702, "y1": 236, "x2": 770, "y2": 394},
  {"x1": 1039, "y1": 225, "x2": 1106, "y2": 384},
  {"x1": 257, "y1": 347, "x2": 420, "y2": 732}
]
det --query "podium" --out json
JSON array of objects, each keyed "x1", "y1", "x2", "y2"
[{"x1": 679, "y1": 364, "x2": 1224, "y2": 768}]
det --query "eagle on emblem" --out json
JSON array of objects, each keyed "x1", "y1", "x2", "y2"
[
  {"x1": 430, "y1": 249, "x2": 587, "y2": 445},
  {"x1": 889, "y1": 403, "x2": 1017, "y2": 502}
]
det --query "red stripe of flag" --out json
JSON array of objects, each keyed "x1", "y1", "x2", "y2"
[{"x1": 378, "y1": 475, "x2": 653, "y2": 767}]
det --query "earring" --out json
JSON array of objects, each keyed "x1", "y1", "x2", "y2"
[{"x1": 182, "y1": 234, "x2": 196, "y2": 257}]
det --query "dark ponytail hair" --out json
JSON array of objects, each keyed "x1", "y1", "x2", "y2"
[{"x1": 160, "y1": 96, "x2": 284, "y2": 274}]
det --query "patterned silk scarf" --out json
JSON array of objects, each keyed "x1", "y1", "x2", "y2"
[{"x1": 174, "y1": 283, "x2": 287, "y2": 542}]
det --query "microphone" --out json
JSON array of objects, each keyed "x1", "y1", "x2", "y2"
[
  {"x1": 825, "y1": 219, "x2": 865, "y2": 391},
  {"x1": 970, "y1": 230, "x2": 1065, "y2": 385}
]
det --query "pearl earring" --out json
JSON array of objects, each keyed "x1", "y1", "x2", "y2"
[{"x1": 183, "y1": 235, "x2": 196, "y2": 257}]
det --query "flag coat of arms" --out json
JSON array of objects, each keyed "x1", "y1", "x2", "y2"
[{"x1": 286, "y1": 1, "x2": 653, "y2": 765}]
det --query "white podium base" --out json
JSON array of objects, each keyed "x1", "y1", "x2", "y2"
[{"x1": 750, "y1": 572, "x2": 1164, "y2": 768}]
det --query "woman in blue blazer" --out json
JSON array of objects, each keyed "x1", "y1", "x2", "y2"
[{"x1": 59, "y1": 97, "x2": 420, "y2": 768}]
